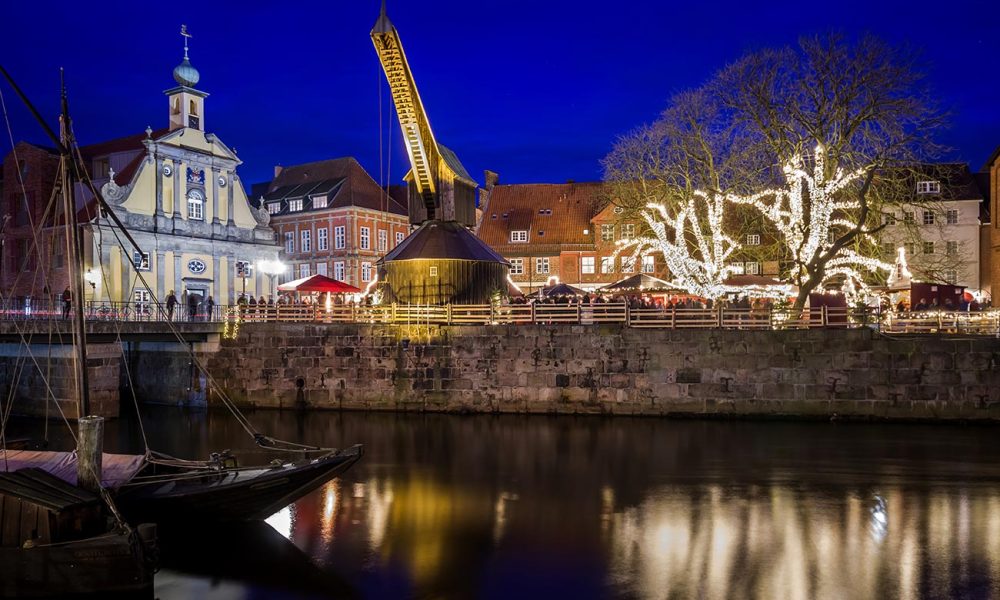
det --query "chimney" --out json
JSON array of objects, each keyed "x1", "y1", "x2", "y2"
[
  {"x1": 484, "y1": 170, "x2": 499, "y2": 190},
  {"x1": 274, "y1": 165, "x2": 283, "y2": 178}
]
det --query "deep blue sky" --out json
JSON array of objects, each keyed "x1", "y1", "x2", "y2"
[{"x1": 2, "y1": 1, "x2": 998, "y2": 190}]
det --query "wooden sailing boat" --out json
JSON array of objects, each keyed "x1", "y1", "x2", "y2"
[
  {"x1": 0, "y1": 67, "x2": 157, "y2": 598},
  {"x1": 0, "y1": 47, "x2": 362, "y2": 527}
]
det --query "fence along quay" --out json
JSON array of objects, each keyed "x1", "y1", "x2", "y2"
[{"x1": 2, "y1": 299, "x2": 999, "y2": 334}]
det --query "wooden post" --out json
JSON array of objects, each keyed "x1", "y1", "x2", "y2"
[{"x1": 77, "y1": 415, "x2": 104, "y2": 493}]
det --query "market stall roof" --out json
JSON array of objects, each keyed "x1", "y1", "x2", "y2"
[
  {"x1": 277, "y1": 274, "x2": 362, "y2": 294},
  {"x1": 599, "y1": 273, "x2": 675, "y2": 293},
  {"x1": 529, "y1": 282, "x2": 587, "y2": 297}
]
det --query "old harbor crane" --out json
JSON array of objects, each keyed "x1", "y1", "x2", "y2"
[{"x1": 371, "y1": 3, "x2": 508, "y2": 305}]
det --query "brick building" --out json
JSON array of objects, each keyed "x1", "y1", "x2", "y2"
[
  {"x1": 257, "y1": 157, "x2": 409, "y2": 288},
  {"x1": 477, "y1": 180, "x2": 670, "y2": 292}
]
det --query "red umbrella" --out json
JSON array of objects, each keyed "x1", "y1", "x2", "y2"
[{"x1": 277, "y1": 274, "x2": 361, "y2": 294}]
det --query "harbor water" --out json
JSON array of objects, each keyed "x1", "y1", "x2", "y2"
[{"x1": 8, "y1": 407, "x2": 1000, "y2": 599}]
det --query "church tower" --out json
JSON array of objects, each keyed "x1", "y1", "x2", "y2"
[{"x1": 165, "y1": 25, "x2": 208, "y2": 131}]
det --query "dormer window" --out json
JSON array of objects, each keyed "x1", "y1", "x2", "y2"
[
  {"x1": 267, "y1": 203, "x2": 281, "y2": 215},
  {"x1": 747, "y1": 234, "x2": 761, "y2": 245},
  {"x1": 510, "y1": 230, "x2": 528, "y2": 243},
  {"x1": 916, "y1": 180, "x2": 940, "y2": 194},
  {"x1": 538, "y1": 209, "x2": 552, "y2": 216},
  {"x1": 288, "y1": 199, "x2": 303, "y2": 212},
  {"x1": 312, "y1": 195, "x2": 328, "y2": 209}
]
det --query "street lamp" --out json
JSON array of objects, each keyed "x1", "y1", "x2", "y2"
[{"x1": 256, "y1": 259, "x2": 287, "y2": 299}]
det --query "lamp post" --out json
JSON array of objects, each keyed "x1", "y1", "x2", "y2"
[{"x1": 257, "y1": 259, "x2": 287, "y2": 299}]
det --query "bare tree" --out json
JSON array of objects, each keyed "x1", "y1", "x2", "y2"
[{"x1": 606, "y1": 34, "x2": 946, "y2": 309}]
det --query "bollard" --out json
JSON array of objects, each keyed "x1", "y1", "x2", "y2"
[{"x1": 77, "y1": 415, "x2": 104, "y2": 493}]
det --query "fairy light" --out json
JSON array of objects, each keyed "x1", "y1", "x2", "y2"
[
  {"x1": 887, "y1": 246, "x2": 912, "y2": 289},
  {"x1": 727, "y1": 144, "x2": 892, "y2": 291}
]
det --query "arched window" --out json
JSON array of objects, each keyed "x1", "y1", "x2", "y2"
[
  {"x1": 172, "y1": 97, "x2": 181, "y2": 115},
  {"x1": 189, "y1": 99, "x2": 198, "y2": 116},
  {"x1": 187, "y1": 189, "x2": 204, "y2": 221}
]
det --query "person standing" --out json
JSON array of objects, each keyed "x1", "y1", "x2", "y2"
[
  {"x1": 165, "y1": 290, "x2": 177, "y2": 321},
  {"x1": 205, "y1": 295, "x2": 215, "y2": 321},
  {"x1": 187, "y1": 292, "x2": 198, "y2": 322},
  {"x1": 61, "y1": 287, "x2": 72, "y2": 319}
]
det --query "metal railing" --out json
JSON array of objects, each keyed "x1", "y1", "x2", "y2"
[{"x1": 2, "y1": 299, "x2": 998, "y2": 334}]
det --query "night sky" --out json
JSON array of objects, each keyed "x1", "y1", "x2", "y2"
[{"x1": 2, "y1": 1, "x2": 998, "y2": 191}]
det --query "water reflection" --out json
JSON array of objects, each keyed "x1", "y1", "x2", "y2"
[{"x1": 9, "y1": 409, "x2": 1000, "y2": 598}]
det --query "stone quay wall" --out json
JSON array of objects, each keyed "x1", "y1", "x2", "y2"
[{"x1": 198, "y1": 323, "x2": 1000, "y2": 421}]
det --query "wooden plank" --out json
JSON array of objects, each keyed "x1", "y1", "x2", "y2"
[
  {"x1": 19, "y1": 501, "x2": 37, "y2": 546},
  {"x1": 2, "y1": 494, "x2": 22, "y2": 547}
]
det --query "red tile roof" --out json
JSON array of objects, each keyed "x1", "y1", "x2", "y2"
[
  {"x1": 267, "y1": 157, "x2": 407, "y2": 216},
  {"x1": 477, "y1": 182, "x2": 609, "y2": 255}
]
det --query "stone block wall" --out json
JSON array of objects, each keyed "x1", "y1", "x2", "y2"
[{"x1": 199, "y1": 323, "x2": 1000, "y2": 421}]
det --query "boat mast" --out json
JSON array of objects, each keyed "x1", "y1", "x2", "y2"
[{"x1": 58, "y1": 71, "x2": 91, "y2": 417}]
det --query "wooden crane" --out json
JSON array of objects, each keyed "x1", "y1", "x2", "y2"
[{"x1": 371, "y1": 2, "x2": 478, "y2": 227}]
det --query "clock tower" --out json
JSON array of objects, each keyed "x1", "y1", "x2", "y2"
[{"x1": 165, "y1": 25, "x2": 208, "y2": 132}]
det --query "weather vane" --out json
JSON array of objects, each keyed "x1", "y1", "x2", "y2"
[{"x1": 180, "y1": 24, "x2": 192, "y2": 59}]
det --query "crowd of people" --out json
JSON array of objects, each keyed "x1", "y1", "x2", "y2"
[{"x1": 896, "y1": 296, "x2": 989, "y2": 313}]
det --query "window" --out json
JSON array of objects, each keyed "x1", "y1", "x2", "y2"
[
  {"x1": 882, "y1": 242, "x2": 894, "y2": 256},
  {"x1": 905, "y1": 242, "x2": 917, "y2": 257},
  {"x1": 923, "y1": 241, "x2": 934, "y2": 254},
  {"x1": 903, "y1": 211, "x2": 914, "y2": 224},
  {"x1": 747, "y1": 234, "x2": 761, "y2": 245},
  {"x1": 613, "y1": 206, "x2": 624, "y2": 214},
  {"x1": 334, "y1": 226, "x2": 346, "y2": 249},
  {"x1": 378, "y1": 230, "x2": 387, "y2": 253},
  {"x1": 943, "y1": 270, "x2": 957, "y2": 284},
  {"x1": 132, "y1": 251, "x2": 150, "y2": 271},
  {"x1": 922, "y1": 210, "x2": 935, "y2": 225},
  {"x1": 509, "y1": 258, "x2": 523, "y2": 275},
  {"x1": 745, "y1": 261, "x2": 761, "y2": 275},
  {"x1": 360, "y1": 227, "x2": 370, "y2": 250},
  {"x1": 134, "y1": 289, "x2": 151, "y2": 313},
  {"x1": 288, "y1": 199, "x2": 303, "y2": 212},
  {"x1": 333, "y1": 261, "x2": 345, "y2": 281},
  {"x1": 317, "y1": 228, "x2": 328, "y2": 251},
  {"x1": 601, "y1": 224, "x2": 614, "y2": 241},
  {"x1": 187, "y1": 189, "x2": 204, "y2": 220},
  {"x1": 600, "y1": 257, "x2": 615, "y2": 274},
  {"x1": 94, "y1": 159, "x2": 110, "y2": 179},
  {"x1": 510, "y1": 230, "x2": 528, "y2": 243},
  {"x1": 621, "y1": 256, "x2": 636, "y2": 273},
  {"x1": 946, "y1": 241, "x2": 958, "y2": 256},
  {"x1": 538, "y1": 208, "x2": 552, "y2": 216},
  {"x1": 301, "y1": 229, "x2": 311, "y2": 253},
  {"x1": 299, "y1": 263, "x2": 310, "y2": 278},
  {"x1": 581, "y1": 256, "x2": 595, "y2": 274},
  {"x1": 946, "y1": 209, "x2": 958, "y2": 225},
  {"x1": 642, "y1": 255, "x2": 654, "y2": 273},
  {"x1": 395, "y1": 231, "x2": 405, "y2": 247},
  {"x1": 535, "y1": 257, "x2": 550, "y2": 274},
  {"x1": 285, "y1": 232, "x2": 295, "y2": 254},
  {"x1": 429, "y1": 266, "x2": 438, "y2": 277},
  {"x1": 729, "y1": 262, "x2": 746, "y2": 275},
  {"x1": 883, "y1": 213, "x2": 896, "y2": 226},
  {"x1": 312, "y1": 195, "x2": 327, "y2": 209},
  {"x1": 361, "y1": 262, "x2": 372, "y2": 282},
  {"x1": 916, "y1": 181, "x2": 941, "y2": 194},
  {"x1": 316, "y1": 262, "x2": 328, "y2": 276},
  {"x1": 267, "y1": 203, "x2": 281, "y2": 215},
  {"x1": 622, "y1": 224, "x2": 635, "y2": 239}
]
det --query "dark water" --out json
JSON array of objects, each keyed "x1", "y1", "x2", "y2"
[{"x1": 8, "y1": 408, "x2": 1000, "y2": 599}]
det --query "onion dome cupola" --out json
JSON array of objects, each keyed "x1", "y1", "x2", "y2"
[{"x1": 165, "y1": 24, "x2": 209, "y2": 132}]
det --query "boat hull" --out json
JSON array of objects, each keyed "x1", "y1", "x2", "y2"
[
  {"x1": 116, "y1": 445, "x2": 362, "y2": 523},
  {"x1": 0, "y1": 525, "x2": 156, "y2": 599}
]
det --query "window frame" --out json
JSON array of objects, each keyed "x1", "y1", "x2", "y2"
[
  {"x1": 642, "y1": 255, "x2": 654, "y2": 273},
  {"x1": 333, "y1": 261, "x2": 345, "y2": 281},
  {"x1": 535, "y1": 257, "x2": 550, "y2": 274},
  {"x1": 916, "y1": 180, "x2": 941, "y2": 194},
  {"x1": 600, "y1": 224, "x2": 614, "y2": 242},
  {"x1": 133, "y1": 251, "x2": 151, "y2": 271},
  {"x1": 284, "y1": 231, "x2": 295, "y2": 254},
  {"x1": 317, "y1": 227, "x2": 328, "y2": 251},
  {"x1": 361, "y1": 262, "x2": 372, "y2": 282},
  {"x1": 301, "y1": 229, "x2": 311, "y2": 253},
  {"x1": 922, "y1": 210, "x2": 935, "y2": 225},
  {"x1": 334, "y1": 226, "x2": 346, "y2": 250},
  {"x1": 360, "y1": 226, "x2": 371, "y2": 250},
  {"x1": 510, "y1": 230, "x2": 528, "y2": 243},
  {"x1": 946, "y1": 209, "x2": 958, "y2": 225},
  {"x1": 187, "y1": 189, "x2": 204, "y2": 221},
  {"x1": 509, "y1": 258, "x2": 524, "y2": 275},
  {"x1": 288, "y1": 198, "x2": 303, "y2": 212},
  {"x1": 581, "y1": 256, "x2": 595, "y2": 274},
  {"x1": 746, "y1": 234, "x2": 761, "y2": 245}
]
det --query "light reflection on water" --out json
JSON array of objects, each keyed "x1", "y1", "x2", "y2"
[{"x1": 11, "y1": 408, "x2": 1000, "y2": 598}]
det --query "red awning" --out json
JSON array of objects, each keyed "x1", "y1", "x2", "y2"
[{"x1": 277, "y1": 274, "x2": 361, "y2": 294}]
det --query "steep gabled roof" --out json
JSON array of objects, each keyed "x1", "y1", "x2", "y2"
[
  {"x1": 263, "y1": 156, "x2": 407, "y2": 216},
  {"x1": 477, "y1": 182, "x2": 608, "y2": 254},
  {"x1": 904, "y1": 163, "x2": 983, "y2": 202}
]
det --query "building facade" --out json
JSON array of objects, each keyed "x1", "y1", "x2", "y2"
[
  {"x1": 258, "y1": 157, "x2": 409, "y2": 289},
  {"x1": 986, "y1": 146, "x2": 999, "y2": 301},
  {"x1": 477, "y1": 180, "x2": 669, "y2": 292},
  {"x1": 880, "y1": 164, "x2": 984, "y2": 292},
  {"x1": 0, "y1": 33, "x2": 279, "y2": 309}
]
